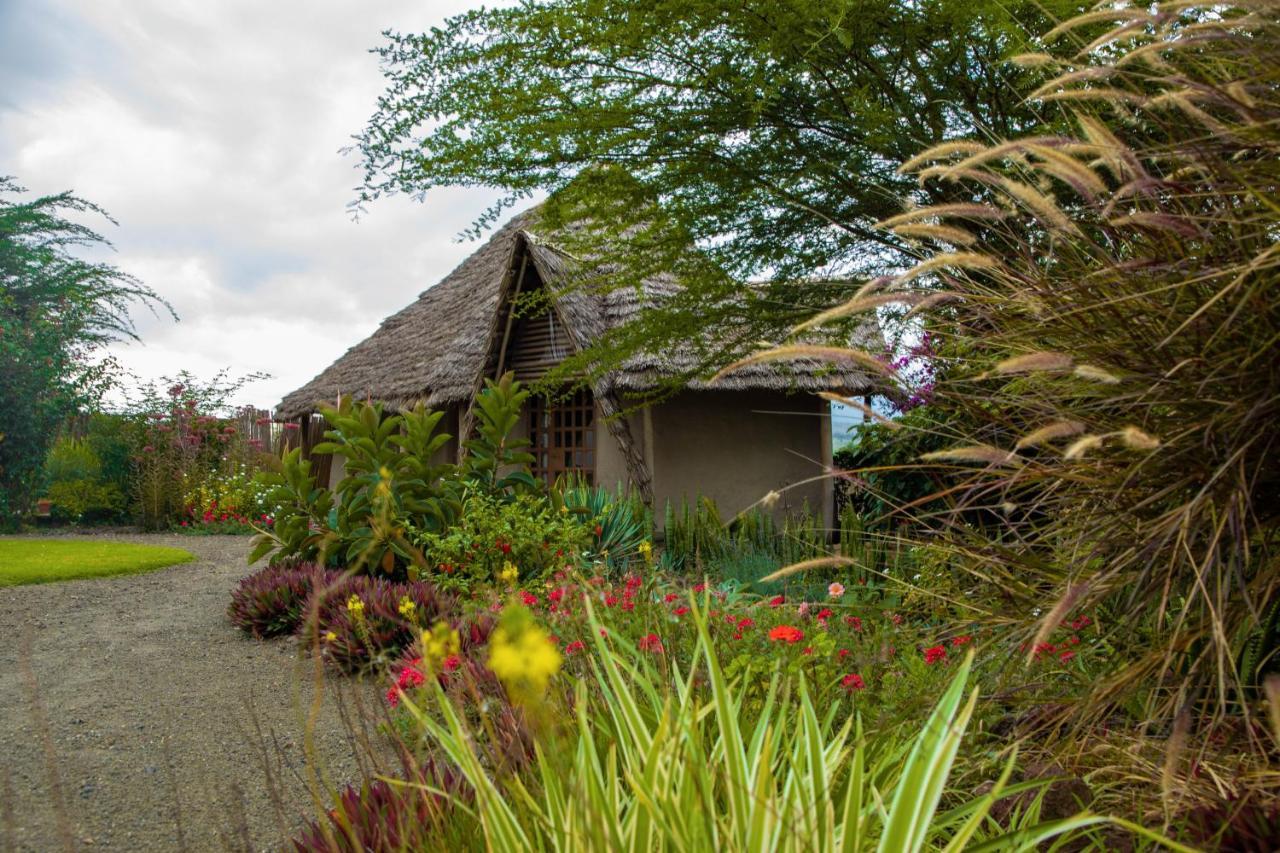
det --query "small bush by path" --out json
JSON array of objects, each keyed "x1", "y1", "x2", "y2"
[{"x1": 0, "y1": 537, "x2": 194, "y2": 586}]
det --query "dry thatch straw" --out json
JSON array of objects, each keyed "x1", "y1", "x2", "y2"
[{"x1": 277, "y1": 208, "x2": 880, "y2": 419}]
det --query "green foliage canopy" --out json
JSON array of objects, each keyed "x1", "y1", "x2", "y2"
[
  {"x1": 0, "y1": 177, "x2": 172, "y2": 527},
  {"x1": 354, "y1": 0, "x2": 1085, "y2": 388}
]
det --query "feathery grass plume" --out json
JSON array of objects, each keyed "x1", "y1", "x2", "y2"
[
  {"x1": 1010, "y1": 52, "x2": 1059, "y2": 67},
  {"x1": 994, "y1": 351, "x2": 1074, "y2": 375},
  {"x1": 757, "y1": 555, "x2": 857, "y2": 584},
  {"x1": 896, "y1": 140, "x2": 989, "y2": 175},
  {"x1": 1120, "y1": 426, "x2": 1160, "y2": 450},
  {"x1": 904, "y1": 292, "x2": 961, "y2": 318},
  {"x1": 792, "y1": 291, "x2": 932, "y2": 333},
  {"x1": 1024, "y1": 143, "x2": 1109, "y2": 200},
  {"x1": 1073, "y1": 364, "x2": 1120, "y2": 383},
  {"x1": 1063, "y1": 435, "x2": 1105, "y2": 460},
  {"x1": 1015, "y1": 420, "x2": 1086, "y2": 449},
  {"x1": 887, "y1": 223, "x2": 976, "y2": 246},
  {"x1": 873, "y1": 203, "x2": 1006, "y2": 231},
  {"x1": 1041, "y1": 6, "x2": 1148, "y2": 42},
  {"x1": 919, "y1": 445, "x2": 1019, "y2": 466},
  {"x1": 892, "y1": 252, "x2": 999, "y2": 286}
]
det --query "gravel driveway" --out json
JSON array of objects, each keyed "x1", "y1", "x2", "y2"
[{"x1": 0, "y1": 533, "x2": 385, "y2": 852}]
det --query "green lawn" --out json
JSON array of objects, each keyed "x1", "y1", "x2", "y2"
[{"x1": 0, "y1": 538, "x2": 195, "y2": 587}]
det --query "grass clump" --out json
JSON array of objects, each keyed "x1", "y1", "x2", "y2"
[{"x1": 0, "y1": 538, "x2": 194, "y2": 586}]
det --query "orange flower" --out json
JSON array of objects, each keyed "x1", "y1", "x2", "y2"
[{"x1": 768, "y1": 625, "x2": 804, "y2": 644}]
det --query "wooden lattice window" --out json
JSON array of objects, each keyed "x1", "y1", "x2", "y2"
[{"x1": 529, "y1": 390, "x2": 595, "y2": 486}]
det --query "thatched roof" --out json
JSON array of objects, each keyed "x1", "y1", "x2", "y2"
[{"x1": 277, "y1": 206, "x2": 880, "y2": 419}]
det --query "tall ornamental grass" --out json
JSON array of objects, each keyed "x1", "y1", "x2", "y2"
[{"x1": 726, "y1": 0, "x2": 1279, "y2": 803}]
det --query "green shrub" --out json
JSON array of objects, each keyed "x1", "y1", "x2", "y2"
[
  {"x1": 553, "y1": 475, "x2": 649, "y2": 570},
  {"x1": 41, "y1": 436, "x2": 124, "y2": 522},
  {"x1": 411, "y1": 492, "x2": 589, "y2": 589}
]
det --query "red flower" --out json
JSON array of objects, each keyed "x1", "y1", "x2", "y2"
[
  {"x1": 841, "y1": 673, "x2": 866, "y2": 691},
  {"x1": 890, "y1": 613, "x2": 904, "y2": 625},
  {"x1": 802, "y1": 646, "x2": 814, "y2": 655},
  {"x1": 386, "y1": 687, "x2": 400, "y2": 707},
  {"x1": 639, "y1": 633, "x2": 664, "y2": 654},
  {"x1": 520, "y1": 591, "x2": 539, "y2": 607},
  {"x1": 844, "y1": 615, "x2": 862, "y2": 632},
  {"x1": 693, "y1": 582, "x2": 707, "y2": 593},
  {"x1": 768, "y1": 625, "x2": 804, "y2": 644},
  {"x1": 951, "y1": 635, "x2": 972, "y2": 647},
  {"x1": 769, "y1": 595, "x2": 785, "y2": 608},
  {"x1": 923, "y1": 645, "x2": 947, "y2": 665},
  {"x1": 1059, "y1": 649, "x2": 1076, "y2": 662},
  {"x1": 673, "y1": 606, "x2": 690, "y2": 617},
  {"x1": 816, "y1": 608, "x2": 833, "y2": 621},
  {"x1": 604, "y1": 594, "x2": 619, "y2": 607},
  {"x1": 732, "y1": 632, "x2": 744, "y2": 640},
  {"x1": 736, "y1": 617, "x2": 755, "y2": 629},
  {"x1": 1070, "y1": 615, "x2": 1093, "y2": 631},
  {"x1": 442, "y1": 655, "x2": 462, "y2": 672},
  {"x1": 621, "y1": 600, "x2": 635, "y2": 612},
  {"x1": 549, "y1": 587, "x2": 566, "y2": 603},
  {"x1": 593, "y1": 524, "x2": 603, "y2": 537},
  {"x1": 565, "y1": 640, "x2": 586, "y2": 654},
  {"x1": 837, "y1": 648, "x2": 850, "y2": 659},
  {"x1": 497, "y1": 540, "x2": 511, "y2": 554},
  {"x1": 664, "y1": 593, "x2": 679, "y2": 603}
]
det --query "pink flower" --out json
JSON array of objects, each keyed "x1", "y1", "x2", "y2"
[
  {"x1": 797, "y1": 602, "x2": 810, "y2": 617},
  {"x1": 845, "y1": 616, "x2": 863, "y2": 632},
  {"x1": 565, "y1": 640, "x2": 586, "y2": 654},
  {"x1": 841, "y1": 673, "x2": 865, "y2": 691},
  {"x1": 828, "y1": 582, "x2": 845, "y2": 598},
  {"x1": 1059, "y1": 649, "x2": 1076, "y2": 662},
  {"x1": 923, "y1": 645, "x2": 947, "y2": 665},
  {"x1": 442, "y1": 655, "x2": 461, "y2": 672}
]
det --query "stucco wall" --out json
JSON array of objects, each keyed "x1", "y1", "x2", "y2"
[{"x1": 647, "y1": 390, "x2": 832, "y2": 533}]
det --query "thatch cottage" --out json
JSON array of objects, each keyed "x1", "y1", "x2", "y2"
[{"x1": 277, "y1": 207, "x2": 879, "y2": 529}]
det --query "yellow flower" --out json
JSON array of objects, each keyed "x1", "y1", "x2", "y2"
[
  {"x1": 487, "y1": 606, "x2": 561, "y2": 704},
  {"x1": 498, "y1": 560, "x2": 519, "y2": 585},
  {"x1": 638, "y1": 540, "x2": 653, "y2": 563},
  {"x1": 323, "y1": 631, "x2": 338, "y2": 643},
  {"x1": 421, "y1": 621, "x2": 461, "y2": 670},
  {"x1": 346, "y1": 594, "x2": 365, "y2": 619},
  {"x1": 397, "y1": 595, "x2": 417, "y2": 620}
]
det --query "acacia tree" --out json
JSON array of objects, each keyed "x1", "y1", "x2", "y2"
[
  {"x1": 0, "y1": 177, "x2": 172, "y2": 527},
  {"x1": 353, "y1": 0, "x2": 1087, "y2": 390}
]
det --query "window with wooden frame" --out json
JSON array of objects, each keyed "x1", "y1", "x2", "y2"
[{"x1": 529, "y1": 390, "x2": 595, "y2": 486}]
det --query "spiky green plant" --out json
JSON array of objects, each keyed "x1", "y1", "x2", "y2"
[{"x1": 399, "y1": 600, "x2": 1182, "y2": 851}]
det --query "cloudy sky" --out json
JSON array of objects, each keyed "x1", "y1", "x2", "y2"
[{"x1": 1, "y1": 0, "x2": 517, "y2": 410}]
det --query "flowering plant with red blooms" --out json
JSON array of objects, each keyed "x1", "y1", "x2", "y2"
[
  {"x1": 923, "y1": 645, "x2": 947, "y2": 665},
  {"x1": 768, "y1": 625, "x2": 805, "y2": 644},
  {"x1": 841, "y1": 673, "x2": 866, "y2": 691},
  {"x1": 638, "y1": 633, "x2": 664, "y2": 654}
]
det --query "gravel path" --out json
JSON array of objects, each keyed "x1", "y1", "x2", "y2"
[{"x1": 0, "y1": 533, "x2": 386, "y2": 852}]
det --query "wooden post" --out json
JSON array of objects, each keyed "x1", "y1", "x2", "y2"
[{"x1": 596, "y1": 387, "x2": 653, "y2": 506}]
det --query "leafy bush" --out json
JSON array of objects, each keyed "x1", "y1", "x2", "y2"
[
  {"x1": 251, "y1": 373, "x2": 544, "y2": 576},
  {"x1": 41, "y1": 436, "x2": 125, "y2": 522},
  {"x1": 227, "y1": 563, "x2": 332, "y2": 638},
  {"x1": 411, "y1": 492, "x2": 588, "y2": 589},
  {"x1": 128, "y1": 372, "x2": 271, "y2": 529}
]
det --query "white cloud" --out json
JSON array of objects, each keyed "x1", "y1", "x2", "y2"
[{"x1": 1, "y1": 0, "x2": 523, "y2": 409}]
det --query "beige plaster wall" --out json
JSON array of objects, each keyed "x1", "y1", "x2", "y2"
[{"x1": 647, "y1": 390, "x2": 832, "y2": 533}]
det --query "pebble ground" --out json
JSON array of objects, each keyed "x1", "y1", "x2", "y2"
[{"x1": 0, "y1": 533, "x2": 386, "y2": 851}]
